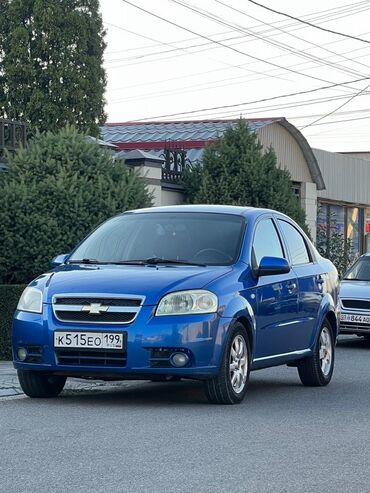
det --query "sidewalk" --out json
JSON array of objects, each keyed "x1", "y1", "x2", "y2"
[{"x1": 0, "y1": 361, "x2": 131, "y2": 398}]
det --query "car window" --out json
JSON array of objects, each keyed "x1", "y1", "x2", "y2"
[
  {"x1": 278, "y1": 220, "x2": 310, "y2": 265},
  {"x1": 252, "y1": 219, "x2": 284, "y2": 266},
  {"x1": 344, "y1": 256, "x2": 370, "y2": 281},
  {"x1": 68, "y1": 212, "x2": 246, "y2": 266}
]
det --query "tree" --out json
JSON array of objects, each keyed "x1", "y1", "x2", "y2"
[
  {"x1": 182, "y1": 120, "x2": 308, "y2": 231},
  {"x1": 316, "y1": 209, "x2": 353, "y2": 276},
  {"x1": 0, "y1": 126, "x2": 152, "y2": 283},
  {"x1": 0, "y1": 0, "x2": 106, "y2": 135},
  {"x1": 316, "y1": 229, "x2": 352, "y2": 277}
]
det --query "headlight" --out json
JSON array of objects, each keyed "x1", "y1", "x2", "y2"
[
  {"x1": 156, "y1": 290, "x2": 218, "y2": 316},
  {"x1": 17, "y1": 287, "x2": 43, "y2": 314}
]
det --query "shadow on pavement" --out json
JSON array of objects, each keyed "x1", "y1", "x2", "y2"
[
  {"x1": 14, "y1": 337, "x2": 365, "y2": 407},
  {"x1": 49, "y1": 371, "x2": 316, "y2": 408},
  {"x1": 337, "y1": 335, "x2": 370, "y2": 350}
]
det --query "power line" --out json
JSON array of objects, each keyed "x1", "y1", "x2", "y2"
[
  {"x1": 180, "y1": 92, "x2": 370, "y2": 121},
  {"x1": 110, "y1": 52, "x2": 370, "y2": 104},
  {"x1": 300, "y1": 81, "x2": 370, "y2": 129},
  {"x1": 106, "y1": 15, "x2": 289, "y2": 81},
  {"x1": 168, "y1": 0, "x2": 368, "y2": 87},
  {"x1": 213, "y1": 0, "x2": 370, "y2": 75},
  {"x1": 302, "y1": 114, "x2": 370, "y2": 129},
  {"x1": 120, "y1": 0, "x2": 355, "y2": 86},
  {"x1": 106, "y1": 35, "x2": 370, "y2": 94},
  {"x1": 105, "y1": 0, "x2": 370, "y2": 56},
  {"x1": 248, "y1": 0, "x2": 370, "y2": 45},
  {"x1": 131, "y1": 75, "x2": 370, "y2": 121}
]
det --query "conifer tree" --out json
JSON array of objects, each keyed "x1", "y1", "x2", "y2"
[
  {"x1": 0, "y1": 0, "x2": 106, "y2": 135},
  {"x1": 182, "y1": 120, "x2": 307, "y2": 231},
  {"x1": 0, "y1": 126, "x2": 152, "y2": 283}
]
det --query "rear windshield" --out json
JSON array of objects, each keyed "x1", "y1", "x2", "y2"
[
  {"x1": 68, "y1": 212, "x2": 246, "y2": 266},
  {"x1": 343, "y1": 256, "x2": 370, "y2": 281}
]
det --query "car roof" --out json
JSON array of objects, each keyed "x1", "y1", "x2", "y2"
[{"x1": 125, "y1": 204, "x2": 290, "y2": 219}]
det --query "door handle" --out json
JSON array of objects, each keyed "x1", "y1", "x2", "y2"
[{"x1": 287, "y1": 281, "x2": 297, "y2": 293}]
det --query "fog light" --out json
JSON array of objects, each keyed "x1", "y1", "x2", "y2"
[
  {"x1": 170, "y1": 352, "x2": 189, "y2": 367},
  {"x1": 17, "y1": 347, "x2": 27, "y2": 361}
]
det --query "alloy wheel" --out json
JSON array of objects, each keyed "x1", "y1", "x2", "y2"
[
  {"x1": 319, "y1": 327, "x2": 333, "y2": 376},
  {"x1": 229, "y1": 334, "x2": 249, "y2": 394}
]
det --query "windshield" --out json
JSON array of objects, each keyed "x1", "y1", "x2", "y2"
[
  {"x1": 343, "y1": 256, "x2": 370, "y2": 281},
  {"x1": 68, "y1": 212, "x2": 246, "y2": 266}
]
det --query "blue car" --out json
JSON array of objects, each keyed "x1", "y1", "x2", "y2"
[{"x1": 13, "y1": 205, "x2": 338, "y2": 404}]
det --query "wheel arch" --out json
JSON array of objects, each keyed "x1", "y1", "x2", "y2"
[
  {"x1": 324, "y1": 310, "x2": 338, "y2": 340},
  {"x1": 235, "y1": 316, "x2": 254, "y2": 357}
]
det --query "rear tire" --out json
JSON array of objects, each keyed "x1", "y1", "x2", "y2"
[
  {"x1": 204, "y1": 323, "x2": 250, "y2": 404},
  {"x1": 17, "y1": 370, "x2": 66, "y2": 398},
  {"x1": 297, "y1": 321, "x2": 334, "y2": 386}
]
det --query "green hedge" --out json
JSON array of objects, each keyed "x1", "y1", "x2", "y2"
[{"x1": 0, "y1": 285, "x2": 26, "y2": 360}]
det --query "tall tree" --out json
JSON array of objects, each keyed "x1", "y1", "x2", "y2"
[
  {"x1": 182, "y1": 120, "x2": 308, "y2": 232},
  {"x1": 0, "y1": 0, "x2": 106, "y2": 135},
  {"x1": 0, "y1": 126, "x2": 152, "y2": 283}
]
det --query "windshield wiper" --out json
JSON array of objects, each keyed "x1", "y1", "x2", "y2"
[
  {"x1": 68, "y1": 259, "x2": 147, "y2": 265},
  {"x1": 68, "y1": 258, "x2": 103, "y2": 264},
  {"x1": 107, "y1": 260, "x2": 147, "y2": 265},
  {"x1": 144, "y1": 257, "x2": 207, "y2": 267},
  {"x1": 67, "y1": 258, "x2": 206, "y2": 266}
]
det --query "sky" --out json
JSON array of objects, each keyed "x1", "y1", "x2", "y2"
[{"x1": 99, "y1": 0, "x2": 370, "y2": 152}]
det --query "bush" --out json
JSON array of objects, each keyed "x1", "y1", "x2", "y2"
[
  {"x1": 0, "y1": 285, "x2": 26, "y2": 360},
  {"x1": 0, "y1": 126, "x2": 152, "y2": 283},
  {"x1": 316, "y1": 228, "x2": 352, "y2": 277}
]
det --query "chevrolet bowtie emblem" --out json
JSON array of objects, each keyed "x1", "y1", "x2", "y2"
[{"x1": 81, "y1": 303, "x2": 109, "y2": 315}]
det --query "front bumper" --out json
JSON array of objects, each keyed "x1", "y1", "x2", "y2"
[
  {"x1": 339, "y1": 310, "x2": 370, "y2": 335},
  {"x1": 12, "y1": 304, "x2": 232, "y2": 379}
]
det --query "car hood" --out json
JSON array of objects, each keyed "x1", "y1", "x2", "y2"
[
  {"x1": 42, "y1": 264, "x2": 232, "y2": 305},
  {"x1": 339, "y1": 280, "x2": 370, "y2": 299}
]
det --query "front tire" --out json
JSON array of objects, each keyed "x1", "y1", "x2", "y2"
[
  {"x1": 17, "y1": 370, "x2": 66, "y2": 398},
  {"x1": 297, "y1": 321, "x2": 334, "y2": 386},
  {"x1": 204, "y1": 323, "x2": 250, "y2": 404}
]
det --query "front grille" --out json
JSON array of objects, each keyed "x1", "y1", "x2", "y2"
[
  {"x1": 55, "y1": 297, "x2": 141, "y2": 307},
  {"x1": 54, "y1": 311, "x2": 135, "y2": 323},
  {"x1": 340, "y1": 322, "x2": 370, "y2": 332},
  {"x1": 55, "y1": 349, "x2": 127, "y2": 367},
  {"x1": 342, "y1": 299, "x2": 370, "y2": 310},
  {"x1": 52, "y1": 295, "x2": 144, "y2": 324}
]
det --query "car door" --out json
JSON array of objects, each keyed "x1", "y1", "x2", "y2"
[
  {"x1": 277, "y1": 219, "x2": 324, "y2": 350},
  {"x1": 252, "y1": 217, "x2": 299, "y2": 359}
]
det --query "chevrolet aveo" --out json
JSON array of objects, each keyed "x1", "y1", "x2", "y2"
[{"x1": 13, "y1": 205, "x2": 339, "y2": 404}]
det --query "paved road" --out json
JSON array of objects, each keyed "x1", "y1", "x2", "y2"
[{"x1": 1, "y1": 337, "x2": 370, "y2": 493}]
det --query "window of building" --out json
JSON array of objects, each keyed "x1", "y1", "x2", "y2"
[
  {"x1": 292, "y1": 182, "x2": 301, "y2": 201},
  {"x1": 347, "y1": 207, "x2": 362, "y2": 258},
  {"x1": 317, "y1": 202, "x2": 364, "y2": 259},
  {"x1": 278, "y1": 220, "x2": 311, "y2": 265}
]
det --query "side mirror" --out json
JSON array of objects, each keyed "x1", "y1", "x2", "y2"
[
  {"x1": 257, "y1": 256, "x2": 290, "y2": 276},
  {"x1": 51, "y1": 254, "x2": 69, "y2": 268}
]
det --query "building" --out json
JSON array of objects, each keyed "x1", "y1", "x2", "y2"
[
  {"x1": 101, "y1": 118, "x2": 370, "y2": 258},
  {"x1": 101, "y1": 118, "x2": 324, "y2": 238},
  {"x1": 314, "y1": 148, "x2": 370, "y2": 257},
  {"x1": 3, "y1": 116, "x2": 369, "y2": 258}
]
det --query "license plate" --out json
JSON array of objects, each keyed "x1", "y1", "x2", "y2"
[
  {"x1": 54, "y1": 331, "x2": 124, "y2": 350},
  {"x1": 340, "y1": 313, "x2": 370, "y2": 325}
]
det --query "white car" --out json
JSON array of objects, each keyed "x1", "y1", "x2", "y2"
[{"x1": 340, "y1": 254, "x2": 370, "y2": 339}]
